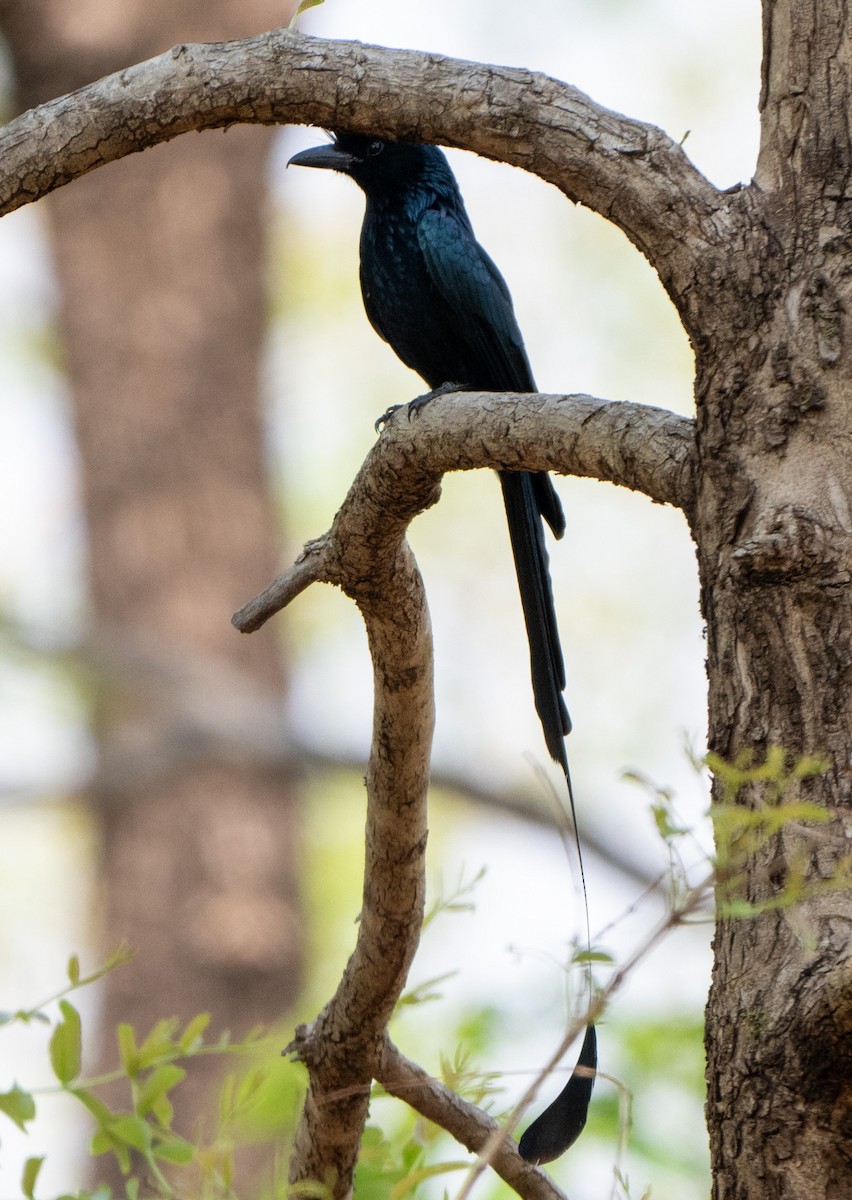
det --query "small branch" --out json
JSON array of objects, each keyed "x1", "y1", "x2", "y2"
[
  {"x1": 234, "y1": 390, "x2": 695, "y2": 631},
  {"x1": 0, "y1": 30, "x2": 730, "y2": 307},
  {"x1": 231, "y1": 541, "x2": 323, "y2": 632},
  {"x1": 377, "y1": 1038, "x2": 567, "y2": 1200}
]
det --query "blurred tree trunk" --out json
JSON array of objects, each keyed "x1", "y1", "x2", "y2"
[{"x1": 0, "y1": 0, "x2": 300, "y2": 1186}]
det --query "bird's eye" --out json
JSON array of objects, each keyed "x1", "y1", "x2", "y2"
[{"x1": 367, "y1": 139, "x2": 384, "y2": 157}]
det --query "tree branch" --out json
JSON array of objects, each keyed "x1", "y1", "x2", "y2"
[
  {"x1": 0, "y1": 29, "x2": 730, "y2": 310},
  {"x1": 234, "y1": 390, "x2": 695, "y2": 632},
  {"x1": 377, "y1": 1038, "x2": 567, "y2": 1200},
  {"x1": 272, "y1": 452, "x2": 435, "y2": 1192},
  {"x1": 230, "y1": 386, "x2": 690, "y2": 1192}
]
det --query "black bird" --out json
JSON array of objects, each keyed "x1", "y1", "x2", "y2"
[
  {"x1": 289, "y1": 131, "x2": 570, "y2": 771},
  {"x1": 289, "y1": 132, "x2": 594, "y2": 1163}
]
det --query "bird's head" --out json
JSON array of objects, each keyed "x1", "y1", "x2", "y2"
[{"x1": 288, "y1": 132, "x2": 450, "y2": 196}]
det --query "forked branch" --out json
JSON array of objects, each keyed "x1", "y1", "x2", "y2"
[
  {"x1": 234, "y1": 390, "x2": 695, "y2": 634},
  {"x1": 235, "y1": 388, "x2": 694, "y2": 1195}
]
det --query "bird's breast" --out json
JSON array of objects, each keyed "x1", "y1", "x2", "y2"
[{"x1": 359, "y1": 210, "x2": 459, "y2": 389}]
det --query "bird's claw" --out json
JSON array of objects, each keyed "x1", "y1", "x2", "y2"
[
  {"x1": 408, "y1": 381, "x2": 464, "y2": 419},
  {"x1": 374, "y1": 404, "x2": 403, "y2": 433},
  {"x1": 376, "y1": 383, "x2": 464, "y2": 431}
]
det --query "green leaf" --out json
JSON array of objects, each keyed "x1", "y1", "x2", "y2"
[
  {"x1": 117, "y1": 1024, "x2": 139, "y2": 1076},
  {"x1": 136, "y1": 1018, "x2": 180, "y2": 1068},
  {"x1": 109, "y1": 1114, "x2": 151, "y2": 1153},
  {"x1": 153, "y1": 1135, "x2": 195, "y2": 1165},
  {"x1": 236, "y1": 1066, "x2": 267, "y2": 1109},
  {"x1": 574, "y1": 949, "x2": 615, "y2": 964},
  {"x1": 221, "y1": 1144, "x2": 234, "y2": 1191},
  {"x1": 90, "y1": 1128, "x2": 131, "y2": 1174},
  {"x1": 136, "y1": 1065, "x2": 186, "y2": 1118},
  {"x1": 69, "y1": 1087, "x2": 114, "y2": 1127},
  {"x1": 287, "y1": 1182, "x2": 334, "y2": 1199},
  {"x1": 178, "y1": 1012, "x2": 210, "y2": 1054},
  {"x1": 49, "y1": 1000, "x2": 82, "y2": 1084},
  {"x1": 66, "y1": 955, "x2": 80, "y2": 986},
  {"x1": 21, "y1": 1156, "x2": 44, "y2": 1199},
  {"x1": 148, "y1": 1092, "x2": 174, "y2": 1127},
  {"x1": 0, "y1": 1084, "x2": 36, "y2": 1131},
  {"x1": 91, "y1": 1129, "x2": 113, "y2": 1155},
  {"x1": 1, "y1": 1009, "x2": 50, "y2": 1027},
  {"x1": 218, "y1": 1073, "x2": 236, "y2": 1124},
  {"x1": 397, "y1": 971, "x2": 457, "y2": 1007},
  {"x1": 288, "y1": 0, "x2": 326, "y2": 29}
]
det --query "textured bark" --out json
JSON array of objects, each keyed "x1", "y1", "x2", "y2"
[
  {"x1": 0, "y1": 0, "x2": 300, "y2": 1192},
  {"x1": 242, "y1": 405, "x2": 437, "y2": 1189},
  {"x1": 234, "y1": 388, "x2": 693, "y2": 1199},
  {"x1": 695, "y1": 5, "x2": 852, "y2": 1196},
  {"x1": 233, "y1": 392, "x2": 696, "y2": 635},
  {"x1": 0, "y1": 28, "x2": 728, "y2": 325}
]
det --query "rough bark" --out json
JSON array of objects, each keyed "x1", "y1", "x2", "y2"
[
  {"x1": 233, "y1": 392, "x2": 696, "y2": 634},
  {"x1": 695, "y1": 4, "x2": 852, "y2": 1197},
  {"x1": 0, "y1": 28, "x2": 730, "y2": 329},
  {"x1": 229, "y1": 389, "x2": 693, "y2": 1198}
]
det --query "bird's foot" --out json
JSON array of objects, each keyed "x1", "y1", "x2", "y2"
[
  {"x1": 407, "y1": 380, "x2": 464, "y2": 419},
  {"x1": 374, "y1": 404, "x2": 404, "y2": 433}
]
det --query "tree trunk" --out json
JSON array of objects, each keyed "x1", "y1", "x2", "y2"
[
  {"x1": 697, "y1": 3, "x2": 852, "y2": 1195},
  {"x1": 0, "y1": 0, "x2": 300, "y2": 1188}
]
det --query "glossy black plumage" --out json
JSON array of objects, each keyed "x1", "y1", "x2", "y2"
[
  {"x1": 289, "y1": 131, "x2": 571, "y2": 769},
  {"x1": 518, "y1": 1023, "x2": 597, "y2": 1165},
  {"x1": 290, "y1": 135, "x2": 595, "y2": 1164}
]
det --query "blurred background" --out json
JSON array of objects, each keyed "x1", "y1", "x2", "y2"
[{"x1": 0, "y1": 1, "x2": 761, "y2": 1197}]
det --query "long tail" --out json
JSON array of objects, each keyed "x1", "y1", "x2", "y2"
[
  {"x1": 499, "y1": 470, "x2": 571, "y2": 767},
  {"x1": 500, "y1": 470, "x2": 598, "y2": 1165},
  {"x1": 518, "y1": 1024, "x2": 597, "y2": 1165}
]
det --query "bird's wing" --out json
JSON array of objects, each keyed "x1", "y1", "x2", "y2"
[
  {"x1": 417, "y1": 201, "x2": 565, "y2": 541},
  {"x1": 416, "y1": 202, "x2": 536, "y2": 393}
]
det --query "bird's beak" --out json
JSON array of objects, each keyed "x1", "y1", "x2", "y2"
[{"x1": 287, "y1": 143, "x2": 356, "y2": 172}]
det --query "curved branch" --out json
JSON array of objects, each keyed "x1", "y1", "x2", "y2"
[
  {"x1": 231, "y1": 387, "x2": 689, "y2": 1192},
  {"x1": 277, "y1": 456, "x2": 435, "y2": 1191},
  {"x1": 377, "y1": 1038, "x2": 567, "y2": 1200},
  {"x1": 0, "y1": 29, "x2": 730, "y2": 304},
  {"x1": 233, "y1": 390, "x2": 696, "y2": 632}
]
